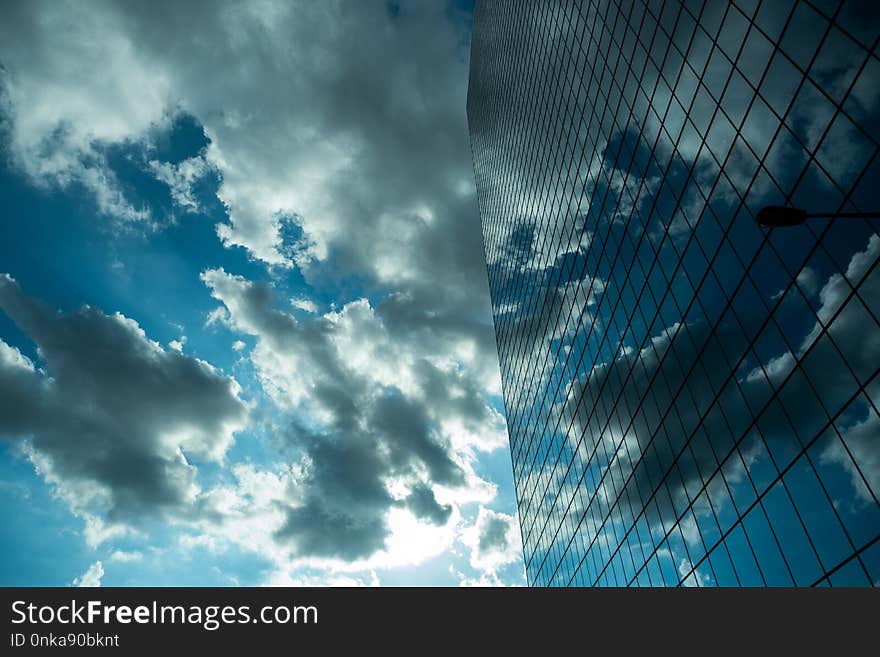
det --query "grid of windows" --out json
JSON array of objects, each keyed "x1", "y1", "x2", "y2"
[{"x1": 467, "y1": 0, "x2": 880, "y2": 586}]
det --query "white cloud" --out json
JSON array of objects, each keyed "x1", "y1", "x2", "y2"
[
  {"x1": 184, "y1": 268, "x2": 509, "y2": 570},
  {"x1": 0, "y1": 1, "x2": 520, "y2": 581},
  {"x1": 0, "y1": 0, "x2": 482, "y2": 281},
  {"x1": 265, "y1": 569, "x2": 379, "y2": 587},
  {"x1": 460, "y1": 506, "x2": 522, "y2": 574},
  {"x1": 184, "y1": 463, "x2": 467, "y2": 576},
  {"x1": 108, "y1": 550, "x2": 143, "y2": 563},
  {"x1": 73, "y1": 561, "x2": 104, "y2": 587},
  {"x1": 290, "y1": 297, "x2": 318, "y2": 313},
  {"x1": 149, "y1": 156, "x2": 210, "y2": 213},
  {"x1": 0, "y1": 1, "x2": 166, "y2": 225}
]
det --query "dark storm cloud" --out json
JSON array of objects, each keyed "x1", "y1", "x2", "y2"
[{"x1": 0, "y1": 275, "x2": 248, "y2": 527}]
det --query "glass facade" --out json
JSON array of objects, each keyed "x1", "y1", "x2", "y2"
[{"x1": 468, "y1": 0, "x2": 880, "y2": 586}]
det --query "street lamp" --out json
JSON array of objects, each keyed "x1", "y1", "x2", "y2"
[{"x1": 756, "y1": 206, "x2": 880, "y2": 227}]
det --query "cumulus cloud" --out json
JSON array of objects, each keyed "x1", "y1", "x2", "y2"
[
  {"x1": 168, "y1": 336, "x2": 187, "y2": 352},
  {"x1": 461, "y1": 506, "x2": 522, "y2": 577},
  {"x1": 108, "y1": 550, "x2": 143, "y2": 563},
  {"x1": 0, "y1": 0, "x2": 163, "y2": 225},
  {"x1": 149, "y1": 156, "x2": 211, "y2": 214},
  {"x1": 184, "y1": 462, "x2": 472, "y2": 577},
  {"x1": 290, "y1": 297, "x2": 318, "y2": 314},
  {"x1": 265, "y1": 569, "x2": 379, "y2": 587},
  {"x1": 197, "y1": 268, "x2": 501, "y2": 563},
  {"x1": 0, "y1": 275, "x2": 249, "y2": 543},
  {"x1": 0, "y1": 0, "x2": 483, "y2": 281},
  {"x1": 73, "y1": 561, "x2": 104, "y2": 588},
  {"x1": 0, "y1": 0, "x2": 523, "y2": 580}
]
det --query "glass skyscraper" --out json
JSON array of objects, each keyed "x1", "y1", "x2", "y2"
[{"x1": 468, "y1": 0, "x2": 880, "y2": 586}]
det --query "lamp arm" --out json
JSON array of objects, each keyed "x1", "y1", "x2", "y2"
[{"x1": 803, "y1": 212, "x2": 880, "y2": 219}]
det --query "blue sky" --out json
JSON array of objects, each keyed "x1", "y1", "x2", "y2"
[
  {"x1": 0, "y1": 0, "x2": 526, "y2": 587},
  {"x1": 4, "y1": 0, "x2": 878, "y2": 590}
]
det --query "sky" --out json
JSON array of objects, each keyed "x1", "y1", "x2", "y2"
[{"x1": 0, "y1": 0, "x2": 527, "y2": 587}]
